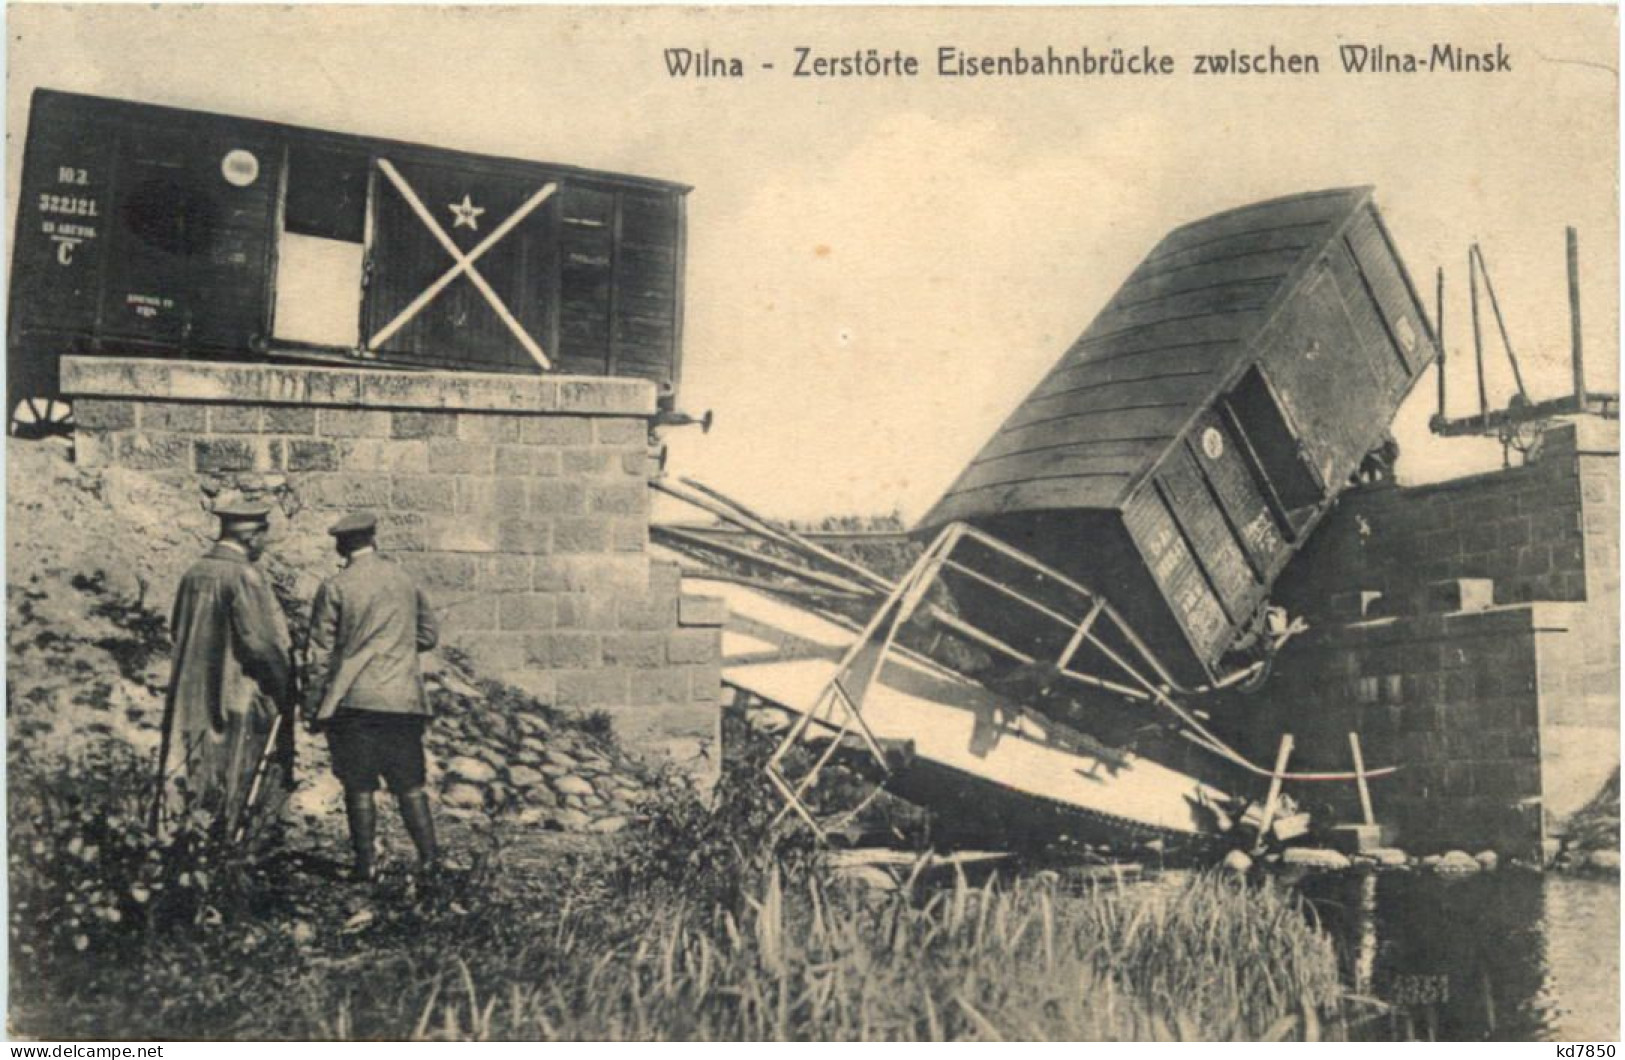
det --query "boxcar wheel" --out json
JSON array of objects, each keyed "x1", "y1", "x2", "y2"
[{"x1": 10, "y1": 397, "x2": 74, "y2": 439}]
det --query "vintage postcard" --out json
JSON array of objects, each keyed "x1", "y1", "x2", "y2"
[{"x1": 5, "y1": 3, "x2": 1618, "y2": 1044}]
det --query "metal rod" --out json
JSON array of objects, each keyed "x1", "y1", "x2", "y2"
[
  {"x1": 1252, "y1": 733, "x2": 1295, "y2": 853},
  {"x1": 680, "y1": 477, "x2": 893, "y2": 593},
  {"x1": 1472, "y1": 245, "x2": 1530, "y2": 402},
  {"x1": 1569, "y1": 226, "x2": 1586, "y2": 403},
  {"x1": 1349, "y1": 731, "x2": 1375, "y2": 826},
  {"x1": 1435, "y1": 266, "x2": 1447, "y2": 419},
  {"x1": 653, "y1": 525, "x2": 875, "y2": 597},
  {"x1": 653, "y1": 478, "x2": 891, "y2": 593},
  {"x1": 1469, "y1": 245, "x2": 1489, "y2": 418}
]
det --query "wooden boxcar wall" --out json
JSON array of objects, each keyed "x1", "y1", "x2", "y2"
[
  {"x1": 1119, "y1": 195, "x2": 1437, "y2": 680},
  {"x1": 8, "y1": 89, "x2": 689, "y2": 410},
  {"x1": 918, "y1": 188, "x2": 1437, "y2": 686}
]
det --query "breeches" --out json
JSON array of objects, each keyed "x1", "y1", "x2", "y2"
[{"x1": 325, "y1": 709, "x2": 428, "y2": 794}]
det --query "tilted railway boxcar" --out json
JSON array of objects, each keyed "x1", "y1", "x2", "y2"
[
  {"x1": 8, "y1": 89, "x2": 689, "y2": 427},
  {"x1": 918, "y1": 187, "x2": 1439, "y2": 688}
]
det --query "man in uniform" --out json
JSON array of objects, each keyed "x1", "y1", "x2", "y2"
[
  {"x1": 158, "y1": 500, "x2": 295, "y2": 836},
  {"x1": 304, "y1": 513, "x2": 441, "y2": 879}
]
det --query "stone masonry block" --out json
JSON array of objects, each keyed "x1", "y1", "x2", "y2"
[
  {"x1": 456, "y1": 476, "x2": 526, "y2": 518},
  {"x1": 287, "y1": 439, "x2": 340, "y2": 472},
  {"x1": 499, "y1": 593, "x2": 557, "y2": 631},
  {"x1": 477, "y1": 555, "x2": 534, "y2": 593},
  {"x1": 264, "y1": 406, "x2": 317, "y2": 434},
  {"x1": 679, "y1": 594, "x2": 727, "y2": 627},
  {"x1": 553, "y1": 593, "x2": 619, "y2": 631},
  {"x1": 305, "y1": 473, "x2": 392, "y2": 511},
  {"x1": 318, "y1": 409, "x2": 392, "y2": 438},
  {"x1": 391, "y1": 476, "x2": 457, "y2": 513},
  {"x1": 623, "y1": 450, "x2": 654, "y2": 476},
  {"x1": 391, "y1": 411, "x2": 457, "y2": 440},
  {"x1": 557, "y1": 379, "x2": 654, "y2": 415},
  {"x1": 456, "y1": 413, "x2": 522, "y2": 444},
  {"x1": 495, "y1": 445, "x2": 562, "y2": 478},
  {"x1": 72, "y1": 399, "x2": 137, "y2": 430},
  {"x1": 341, "y1": 439, "x2": 430, "y2": 475},
  {"x1": 537, "y1": 556, "x2": 649, "y2": 593},
  {"x1": 629, "y1": 669, "x2": 691, "y2": 705},
  {"x1": 688, "y1": 666, "x2": 723, "y2": 704},
  {"x1": 117, "y1": 433, "x2": 193, "y2": 470},
  {"x1": 424, "y1": 515, "x2": 499, "y2": 553},
  {"x1": 428, "y1": 439, "x2": 495, "y2": 475},
  {"x1": 620, "y1": 595, "x2": 677, "y2": 632},
  {"x1": 1421, "y1": 578, "x2": 1495, "y2": 614},
  {"x1": 208, "y1": 405, "x2": 264, "y2": 434},
  {"x1": 562, "y1": 448, "x2": 612, "y2": 475},
  {"x1": 378, "y1": 512, "x2": 428, "y2": 552},
  {"x1": 528, "y1": 480, "x2": 587, "y2": 515},
  {"x1": 496, "y1": 511, "x2": 554, "y2": 554},
  {"x1": 72, "y1": 430, "x2": 113, "y2": 468},
  {"x1": 611, "y1": 518, "x2": 646, "y2": 553},
  {"x1": 462, "y1": 633, "x2": 529, "y2": 673},
  {"x1": 594, "y1": 418, "x2": 648, "y2": 445},
  {"x1": 668, "y1": 628, "x2": 719, "y2": 665},
  {"x1": 443, "y1": 595, "x2": 499, "y2": 632},
  {"x1": 521, "y1": 416, "x2": 592, "y2": 446},
  {"x1": 398, "y1": 553, "x2": 478, "y2": 593},
  {"x1": 194, "y1": 437, "x2": 258, "y2": 472},
  {"x1": 555, "y1": 668, "x2": 628, "y2": 708},
  {"x1": 554, "y1": 516, "x2": 611, "y2": 554},
  {"x1": 138, "y1": 402, "x2": 208, "y2": 432},
  {"x1": 588, "y1": 482, "x2": 648, "y2": 516},
  {"x1": 602, "y1": 632, "x2": 667, "y2": 669}
]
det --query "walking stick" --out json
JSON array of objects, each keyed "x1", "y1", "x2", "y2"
[{"x1": 233, "y1": 710, "x2": 285, "y2": 845}]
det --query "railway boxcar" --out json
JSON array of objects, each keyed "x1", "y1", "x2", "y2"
[
  {"x1": 918, "y1": 187, "x2": 1439, "y2": 688},
  {"x1": 8, "y1": 89, "x2": 689, "y2": 428}
]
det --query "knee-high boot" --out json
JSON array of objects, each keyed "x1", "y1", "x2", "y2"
[
  {"x1": 343, "y1": 788, "x2": 378, "y2": 881},
  {"x1": 397, "y1": 789, "x2": 440, "y2": 868}
]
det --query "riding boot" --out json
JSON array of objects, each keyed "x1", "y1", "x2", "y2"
[
  {"x1": 343, "y1": 788, "x2": 378, "y2": 881},
  {"x1": 397, "y1": 789, "x2": 440, "y2": 870}
]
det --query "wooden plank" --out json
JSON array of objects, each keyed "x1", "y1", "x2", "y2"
[
  {"x1": 974, "y1": 404, "x2": 1189, "y2": 464},
  {"x1": 1006, "y1": 371, "x2": 1215, "y2": 431},
  {"x1": 1068, "y1": 309, "x2": 1256, "y2": 360},
  {"x1": 948, "y1": 448, "x2": 1152, "y2": 496},
  {"x1": 1085, "y1": 283, "x2": 1274, "y2": 339},
  {"x1": 1186, "y1": 409, "x2": 1287, "y2": 577},
  {"x1": 1032, "y1": 346, "x2": 1223, "y2": 399},
  {"x1": 933, "y1": 473, "x2": 1135, "y2": 517},
  {"x1": 1113, "y1": 246, "x2": 1304, "y2": 305},
  {"x1": 1158, "y1": 445, "x2": 1259, "y2": 616},
  {"x1": 1128, "y1": 225, "x2": 1321, "y2": 279},
  {"x1": 1123, "y1": 488, "x2": 1232, "y2": 663},
  {"x1": 1147, "y1": 187, "x2": 1363, "y2": 262}
]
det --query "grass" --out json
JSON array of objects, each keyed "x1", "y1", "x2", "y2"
[{"x1": 9, "y1": 737, "x2": 1352, "y2": 1041}]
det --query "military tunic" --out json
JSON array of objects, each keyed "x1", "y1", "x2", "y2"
[{"x1": 159, "y1": 543, "x2": 293, "y2": 833}]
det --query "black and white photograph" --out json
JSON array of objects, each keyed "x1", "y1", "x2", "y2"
[{"x1": 3, "y1": 3, "x2": 1619, "y2": 1043}]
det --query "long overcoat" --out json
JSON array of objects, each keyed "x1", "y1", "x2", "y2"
[{"x1": 158, "y1": 543, "x2": 294, "y2": 833}]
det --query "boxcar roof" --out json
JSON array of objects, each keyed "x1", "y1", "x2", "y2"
[
  {"x1": 29, "y1": 88, "x2": 691, "y2": 195},
  {"x1": 919, "y1": 186, "x2": 1377, "y2": 529}
]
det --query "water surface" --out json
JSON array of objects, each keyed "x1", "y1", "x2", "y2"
[{"x1": 1299, "y1": 869, "x2": 1619, "y2": 1041}]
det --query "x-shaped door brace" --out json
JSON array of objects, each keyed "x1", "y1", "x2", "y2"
[{"x1": 367, "y1": 157, "x2": 555, "y2": 369}]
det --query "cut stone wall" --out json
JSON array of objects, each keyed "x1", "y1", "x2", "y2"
[
  {"x1": 61, "y1": 355, "x2": 721, "y2": 774},
  {"x1": 1243, "y1": 419, "x2": 1618, "y2": 858}
]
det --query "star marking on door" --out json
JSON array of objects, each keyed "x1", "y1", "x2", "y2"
[{"x1": 448, "y1": 194, "x2": 485, "y2": 231}]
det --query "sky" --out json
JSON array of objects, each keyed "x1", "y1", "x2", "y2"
[{"x1": 6, "y1": 4, "x2": 1618, "y2": 522}]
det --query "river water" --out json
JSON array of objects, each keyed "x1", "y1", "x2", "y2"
[{"x1": 1297, "y1": 869, "x2": 1620, "y2": 1041}]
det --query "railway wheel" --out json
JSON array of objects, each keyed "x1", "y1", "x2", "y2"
[{"x1": 9, "y1": 396, "x2": 74, "y2": 439}]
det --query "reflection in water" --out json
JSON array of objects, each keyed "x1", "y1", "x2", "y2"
[{"x1": 1300, "y1": 870, "x2": 1619, "y2": 1041}]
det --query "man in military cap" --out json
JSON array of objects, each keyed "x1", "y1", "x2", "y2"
[
  {"x1": 158, "y1": 501, "x2": 295, "y2": 836},
  {"x1": 304, "y1": 513, "x2": 441, "y2": 879}
]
